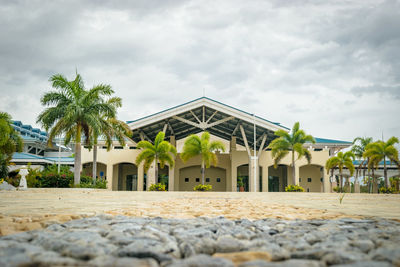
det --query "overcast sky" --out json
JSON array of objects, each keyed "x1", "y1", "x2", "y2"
[{"x1": 1, "y1": 0, "x2": 399, "y2": 142}]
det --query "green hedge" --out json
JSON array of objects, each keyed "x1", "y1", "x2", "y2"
[
  {"x1": 193, "y1": 184, "x2": 212, "y2": 191},
  {"x1": 285, "y1": 185, "x2": 305, "y2": 192}
]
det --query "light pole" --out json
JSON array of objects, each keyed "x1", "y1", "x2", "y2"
[{"x1": 253, "y1": 113, "x2": 257, "y2": 192}]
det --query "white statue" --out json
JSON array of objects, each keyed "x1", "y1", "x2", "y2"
[{"x1": 19, "y1": 166, "x2": 28, "y2": 190}]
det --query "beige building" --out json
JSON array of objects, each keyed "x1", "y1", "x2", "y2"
[{"x1": 81, "y1": 97, "x2": 352, "y2": 192}]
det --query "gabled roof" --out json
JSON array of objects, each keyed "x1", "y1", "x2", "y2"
[
  {"x1": 314, "y1": 137, "x2": 352, "y2": 144},
  {"x1": 127, "y1": 97, "x2": 289, "y2": 150}
]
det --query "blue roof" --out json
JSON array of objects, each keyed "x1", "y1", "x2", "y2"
[
  {"x1": 12, "y1": 152, "x2": 74, "y2": 163},
  {"x1": 314, "y1": 137, "x2": 352, "y2": 144},
  {"x1": 353, "y1": 160, "x2": 397, "y2": 166},
  {"x1": 127, "y1": 96, "x2": 290, "y2": 130}
]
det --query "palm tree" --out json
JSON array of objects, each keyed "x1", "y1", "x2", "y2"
[
  {"x1": 135, "y1": 131, "x2": 177, "y2": 186},
  {"x1": 363, "y1": 137, "x2": 399, "y2": 189},
  {"x1": 181, "y1": 131, "x2": 225, "y2": 185},
  {"x1": 325, "y1": 151, "x2": 355, "y2": 192},
  {"x1": 37, "y1": 73, "x2": 117, "y2": 185},
  {"x1": 268, "y1": 122, "x2": 315, "y2": 185},
  {"x1": 351, "y1": 137, "x2": 373, "y2": 188},
  {"x1": 89, "y1": 98, "x2": 132, "y2": 182},
  {"x1": 366, "y1": 156, "x2": 380, "y2": 193},
  {"x1": 0, "y1": 112, "x2": 23, "y2": 178}
]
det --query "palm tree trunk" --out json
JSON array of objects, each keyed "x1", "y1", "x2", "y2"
[
  {"x1": 339, "y1": 170, "x2": 343, "y2": 192},
  {"x1": 384, "y1": 156, "x2": 388, "y2": 188},
  {"x1": 292, "y1": 151, "x2": 296, "y2": 185},
  {"x1": 155, "y1": 157, "x2": 159, "y2": 184},
  {"x1": 330, "y1": 169, "x2": 334, "y2": 192},
  {"x1": 372, "y1": 168, "x2": 378, "y2": 193},
  {"x1": 92, "y1": 143, "x2": 97, "y2": 183},
  {"x1": 74, "y1": 125, "x2": 82, "y2": 186},
  {"x1": 201, "y1": 160, "x2": 205, "y2": 185}
]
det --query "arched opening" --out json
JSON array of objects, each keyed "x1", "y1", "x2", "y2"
[
  {"x1": 82, "y1": 162, "x2": 107, "y2": 180},
  {"x1": 158, "y1": 164, "x2": 169, "y2": 190},
  {"x1": 113, "y1": 163, "x2": 138, "y2": 191},
  {"x1": 237, "y1": 164, "x2": 249, "y2": 192},
  {"x1": 299, "y1": 164, "x2": 324, "y2": 192},
  {"x1": 268, "y1": 164, "x2": 289, "y2": 192},
  {"x1": 178, "y1": 165, "x2": 226, "y2": 191}
]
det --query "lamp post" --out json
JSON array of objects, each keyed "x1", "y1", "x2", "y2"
[{"x1": 253, "y1": 113, "x2": 257, "y2": 192}]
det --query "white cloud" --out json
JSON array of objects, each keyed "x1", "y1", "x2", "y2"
[{"x1": 0, "y1": 0, "x2": 399, "y2": 142}]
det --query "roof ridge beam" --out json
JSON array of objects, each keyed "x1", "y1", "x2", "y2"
[
  {"x1": 239, "y1": 124, "x2": 251, "y2": 157},
  {"x1": 206, "y1": 110, "x2": 218, "y2": 124},
  {"x1": 257, "y1": 133, "x2": 267, "y2": 157},
  {"x1": 190, "y1": 110, "x2": 202, "y2": 124},
  {"x1": 207, "y1": 116, "x2": 234, "y2": 128}
]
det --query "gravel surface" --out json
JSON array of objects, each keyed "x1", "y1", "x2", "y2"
[{"x1": 1, "y1": 215, "x2": 400, "y2": 266}]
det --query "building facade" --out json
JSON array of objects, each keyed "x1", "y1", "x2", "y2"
[{"x1": 80, "y1": 97, "x2": 352, "y2": 192}]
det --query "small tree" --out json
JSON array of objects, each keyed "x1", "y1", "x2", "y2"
[
  {"x1": 363, "y1": 137, "x2": 399, "y2": 189},
  {"x1": 325, "y1": 151, "x2": 355, "y2": 192},
  {"x1": 135, "y1": 132, "x2": 176, "y2": 185},
  {"x1": 268, "y1": 122, "x2": 315, "y2": 185},
  {"x1": 181, "y1": 132, "x2": 225, "y2": 185},
  {"x1": 0, "y1": 112, "x2": 23, "y2": 178}
]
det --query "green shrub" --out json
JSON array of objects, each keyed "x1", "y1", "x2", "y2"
[
  {"x1": 193, "y1": 184, "x2": 212, "y2": 191},
  {"x1": 285, "y1": 185, "x2": 305, "y2": 192},
  {"x1": 149, "y1": 183, "x2": 166, "y2": 191},
  {"x1": 77, "y1": 178, "x2": 107, "y2": 189},
  {"x1": 37, "y1": 165, "x2": 73, "y2": 188},
  {"x1": 26, "y1": 167, "x2": 42, "y2": 188},
  {"x1": 379, "y1": 187, "x2": 395, "y2": 194},
  {"x1": 333, "y1": 186, "x2": 347, "y2": 193}
]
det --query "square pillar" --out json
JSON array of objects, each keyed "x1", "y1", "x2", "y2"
[
  {"x1": 249, "y1": 155, "x2": 259, "y2": 192},
  {"x1": 106, "y1": 164, "x2": 113, "y2": 191},
  {"x1": 262, "y1": 165, "x2": 269, "y2": 192},
  {"x1": 231, "y1": 163, "x2": 237, "y2": 192},
  {"x1": 137, "y1": 164, "x2": 144, "y2": 191},
  {"x1": 168, "y1": 165, "x2": 175, "y2": 191},
  {"x1": 170, "y1": 136, "x2": 176, "y2": 147},
  {"x1": 230, "y1": 136, "x2": 237, "y2": 152}
]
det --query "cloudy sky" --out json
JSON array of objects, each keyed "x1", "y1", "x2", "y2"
[{"x1": 1, "y1": 0, "x2": 399, "y2": 142}]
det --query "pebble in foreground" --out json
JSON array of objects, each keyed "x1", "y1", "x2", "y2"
[{"x1": 0, "y1": 215, "x2": 399, "y2": 267}]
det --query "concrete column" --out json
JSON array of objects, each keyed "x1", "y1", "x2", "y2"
[
  {"x1": 262, "y1": 165, "x2": 269, "y2": 192},
  {"x1": 137, "y1": 164, "x2": 144, "y2": 191},
  {"x1": 226, "y1": 160, "x2": 232, "y2": 192},
  {"x1": 249, "y1": 155, "x2": 259, "y2": 192},
  {"x1": 170, "y1": 136, "x2": 176, "y2": 147},
  {"x1": 168, "y1": 165, "x2": 175, "y2": 191},
  {"x1": 146, "y1": 161, "x2": 156, "y2": 190},
  {"x1": 231, "y1": 163, "x2": 237, "y2": 192},
  {"x1": 295, "y1": 165, "x2": 300, "y2": 186},
  {"x1": 106, "y1": 164, "x2": 113, "y2": 190},
  {"x1": 230, "y1": 136, "x2": 237, "y2": 152},
  {"x1": 112, "y1": 164, "x2": 119, "y2": 191}
]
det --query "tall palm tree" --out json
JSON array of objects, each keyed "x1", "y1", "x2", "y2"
[
  {"x1": 181, "y1": 131, "x2": 225, "y2": 185},
  {"x1": 351, "y1": 137, "x2": 373, "y2": 188},
  {"x1": 89, "y1": 98, "x2": 132, "y2": 182},
  {"x1": 268, "y1": 122, "x2": 315, "y2": 185},
  {"x1": 366, "y1": 156, "x2": 380, "y2": 193},
  {"x1": 325, "y1": 151, "x2": 355, "y2": 192},
  {"x1": 363, "y1": 137, "x2": 399, "y2": 189},
  {"x1": 37, "y1": 73, "x2": 117, "y2": 185},
  {"x1": 135, "y1": 131, "x2": 177, "y2": 185},
  {"x1": 0, "y1": 112, "x2": 23, "y2": 178}
]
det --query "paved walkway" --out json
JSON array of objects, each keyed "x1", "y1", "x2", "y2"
[{"x1": 0, "y1": 189, "x2": 399, "y2": 235}]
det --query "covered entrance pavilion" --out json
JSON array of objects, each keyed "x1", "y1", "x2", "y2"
[{"x1": 82, "y1": 97, "x2": 352, "y2": 192}]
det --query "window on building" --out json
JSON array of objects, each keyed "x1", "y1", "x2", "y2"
[
  {"x1": 129, "y1": 146, "x2": 137, "y2": 149},
  {"x1": 114, "y1": 146, "x2": 123, "y2": 149},
  {"x1": 320, "y1": 177, "x2": 323, "y2": 182},
  {"x1": 299, "y1": 178, "x2": 302, "y2": 182},
  {"x1": 196, "y1": 178, "x2": 200, "y2": 182},
  {"x1": 102, "y1": 146, "x2": 107, "y2": 149},
  {"x1": 216, "y1": 178, "x2": 221, "y2": 183},
  {"x1": 206, "y1": 178, "x2": 210, "y2": 183},
  {"x1": 307, "y1": 188, "x2": 310, "y2": 192},
  {"x1": 185, "y1": 178, "x2": 189, "y2": 182},
  {"x1": 307, "y1": 178, "x2": 312, "y2": 182}
]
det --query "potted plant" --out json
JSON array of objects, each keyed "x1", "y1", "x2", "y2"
[{"x1": 237, "y1": 176, "x2": 245, "y2": 192}]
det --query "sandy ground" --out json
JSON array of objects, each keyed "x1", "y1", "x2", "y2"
[{"x1": 0, "y1": 189, "x2": 399, "y2": 236}]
